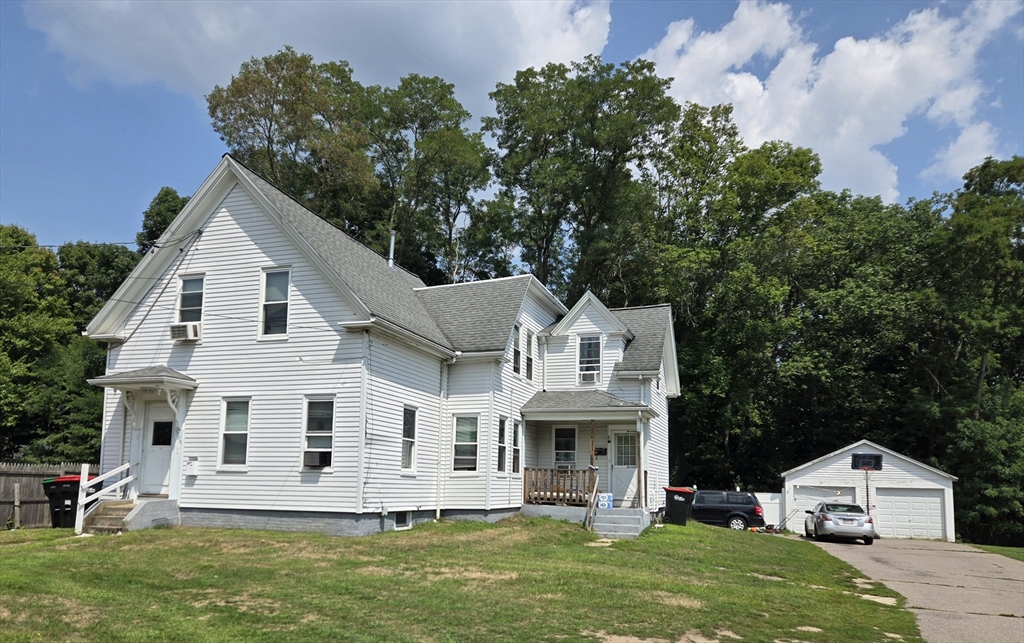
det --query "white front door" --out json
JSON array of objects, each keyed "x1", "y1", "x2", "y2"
[
  {"x1": 611, "y1": 432, "x2": 639, "y2": 507},
  {"x1": 140, "y1": 403, "x2": 175, "y2": 495}
]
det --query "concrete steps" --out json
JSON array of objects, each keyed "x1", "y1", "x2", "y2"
[
  {"x1": 82, "y1": 500, "x2": 134, "y2": 535},
  {"x1": 592, "y1": 507, "x2": 650, "y2": 540}
]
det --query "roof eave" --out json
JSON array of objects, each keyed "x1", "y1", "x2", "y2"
[
  {"x1": 87, "y1": 376, "x2": 198, "y2": 391},
  {"x1": 522, "y1": 407, "x2": 657, "y2": 421}
]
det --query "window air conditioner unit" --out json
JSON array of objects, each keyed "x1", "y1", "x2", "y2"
[
  {"x1": 304, "y1": 451, "x2": 331, "y2": 468},
  {"x1": 580, "y1": 372, "x2": 597, "y2": 383},
  {"x1": 169, "y1": 322, "x2": 202, "y2": 342}
]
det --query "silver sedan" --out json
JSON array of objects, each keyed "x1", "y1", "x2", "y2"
[{"x1": 804, "y1": 502, "x2": 875, "y2": 545}]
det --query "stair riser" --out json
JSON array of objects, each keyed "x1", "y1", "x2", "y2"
[
  {"x1": 89, "y1": 517, "x2": 126, "y2": 528},
  {"x1": 592, "y1": 517, "x2": 645, "y2": 526}
]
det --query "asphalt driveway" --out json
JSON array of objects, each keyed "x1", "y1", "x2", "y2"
[{"x1": 807, "y1": 537, "x2": 1024, "y2": 643}]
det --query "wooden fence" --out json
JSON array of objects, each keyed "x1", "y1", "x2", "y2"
[{"x1": 0, "y1": 462, "x2": 95, "y2": 529}]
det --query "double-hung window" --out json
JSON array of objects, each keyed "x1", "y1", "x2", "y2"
[
  {"x1": 579, "y1": 335, "x2": 601, "y2": 383},
  {"x1": 512, "y1": 421, "x2": 521, "y2": 474},
  {"x1": 525, "y1": 331, "x2": 534, "y2": 381},
  {"x1": 453, "y1": 416, "x2": 478, "y2": 471},
  {"x1": 554, "y1": 427, "x2": 576, "y2": 469},
  {"x1": 179, "y1": 276, "x2": 204, "y2": 322},
  {"x1": 304, "y1": 397, "x2": 334, "y2": 467},
  {"x1": 402, "y1": 407, "x2": 416, "y2": 471},
  {"x1": 512, "y1": 324, "x2": 521, "y2": 374},
  {"x1": 221, "y1": 399, "x2": 250, "y2": 466},
  {"x1": 497, "y1": 417, "x2": 507, "y2": 473},
  {"x1": 261, "y1": 269, "x2": 290, "y2": 336}
]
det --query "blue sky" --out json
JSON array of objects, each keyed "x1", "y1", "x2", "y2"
[{"x1": 2, "y1": 0, "x2": 1021, "y2": 248}]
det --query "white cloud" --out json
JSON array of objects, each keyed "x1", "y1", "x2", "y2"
[
  {"x1": 643, "y1": 1, "x2": 1022, "y2": 200},
  {"x1": 22, "y1": 0, "x2": 610, "y2": 118}
]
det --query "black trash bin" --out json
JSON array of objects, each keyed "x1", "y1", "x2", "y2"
[
  {"x1": 42, "y1": 475, "x2": 95, "y2": 528},
  {"x1": 663, "y1": 486, "x2": 695, "y2": 525}
]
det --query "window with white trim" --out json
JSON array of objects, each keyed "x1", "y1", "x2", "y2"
[
  {"x1": 579, "y1": 335, "x2": 601, "y2": 383},
  {"x1": 179, "y1": 276, "x2": 204, "y2": 322},
  {"x1": 261, "y1": 269, "x2": 290, "y2": 336},
  {"x1": 497, "y1": 417, "x2": 507, "y2": 473},
  {"x1": 554, "y1": 427, "x2": 576, "y2": 469},
  {"x1": 453, "y1": 416, "x2": 478, "y2": 471},
  {"x1": 525, "y1": 330, "x2": 534, "y2": 380},
  {"x1": 512, "y1": 421, "x2": 521, "y2": 474},
  {"x1": 221, "y1": 399, "x2": 250, "y2": 466},
  {"x1": 304, "y1": 397, "x2": 334, "y2": 466},
  {"x1": 402, "y1": 407, "x2": 416, "y2": 471},
  {"x1": 513, "y1": 324, "x2": 521, "y2": 374}
]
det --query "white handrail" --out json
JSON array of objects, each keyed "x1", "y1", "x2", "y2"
[
  {"x1": 585, "y1": 474, "x2": 600, "y2": 532},
  {"x1": 75, "y1": 462, "x2": 137, "y2": 534}
]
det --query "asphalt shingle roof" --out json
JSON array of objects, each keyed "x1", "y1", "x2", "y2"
[
  {"x1": 91, "y1": 365, "x2": 195, "y2": 382},
  {"x1": 610, "y1": 305, "x2": 671, "y2": 373},
  {"x1": 415, "y1": 276, "x2": 533, "y2": 352},
  {"x1": 232, "y1": 160, "x2": 453, "y2": 349},
  {"x1": 522, "y1": 390, "x2": 648, "y2": 411}
]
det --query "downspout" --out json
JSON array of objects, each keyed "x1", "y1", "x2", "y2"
[
  {"x1": 435, "y1": 357, "x2": 449, "y2": 520},
  {"x1": 636, "y1": 411, "x2": 644, "y2": 510},
  {"x1": 357, "y1": 330, "x2": 369, "y2": 513}
]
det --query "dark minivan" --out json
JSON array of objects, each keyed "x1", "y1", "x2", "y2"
[{"x1": 690, "y1": 491, "x2": 765, "y2": 530}]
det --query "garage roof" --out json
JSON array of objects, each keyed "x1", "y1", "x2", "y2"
[{"x1": 781, "y1": 439, "x2": 957, "y2": 481}]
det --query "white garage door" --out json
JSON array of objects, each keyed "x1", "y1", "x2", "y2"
[
  {"x1": 793, "y1": 486, "x2": 857, "y2": 514},
  {"x1": 874, "y1": 488, "x2": 944, "y2": 539}
]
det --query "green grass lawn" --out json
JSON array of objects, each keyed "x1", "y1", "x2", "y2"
[
  {"x1": 973, "y1": 544, "x2": 1024, "y2": 563},
  {"x1": 0, "y1": 518, "x2": 921, "y2": 643}
]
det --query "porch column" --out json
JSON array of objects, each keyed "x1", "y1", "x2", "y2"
[{"x1": 636, "y1": 413, "x2": 644, "y2": 509}]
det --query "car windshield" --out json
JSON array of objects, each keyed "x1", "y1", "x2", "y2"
[{"x1": 824, "y1": 504, "x2": 864, "y2": 513}]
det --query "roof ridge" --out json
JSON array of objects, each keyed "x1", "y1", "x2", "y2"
[
  {"x1": 413, "y1": 274, "x2": 532, "y2": 291},
  {"x1": 608, "y1": 303, "x2": 672, "y2": 311},
  {"x1": 226, "y1": 153, "x2": 426, "y2": 284}
]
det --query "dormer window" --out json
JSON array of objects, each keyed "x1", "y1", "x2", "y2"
[{"x1": 579, "y1": 335, "x2": 601, "y2": 383}]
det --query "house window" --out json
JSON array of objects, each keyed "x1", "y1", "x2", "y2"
[
  {"x1": 615, "y1": 433, "x2": 638, "y2": 467},
  {"x1": 554, "y1": 427, "x2": 576, "y2": 469},
  {"x1": 304, "y1": 398, "x2": 334, "y2": 466},
  {"x1": 497, "y1": 417, "x2": 507, "y2": 473},
  {"x1": 513, "y1": 324, "x2": 521, "y2": 374},
  {"x1": 394, "y1": 511, "x2": 411, "y2": 530},
  {"x1": 261, "y1": 269, "x2": 290, "y2": 336},
  {"x1": 526, "y1": 331, "x2": 534, "y2": 381},
  {"x1": 579, "y1": 335, "x2": 601, "y2": 383},
  {"x1": 221, "y1": 399, "x2": 250, "y2": 466},
  {"x1": 402, "y1": 407, "x2": 416, "y2": 471},
  {"x1": 179, "y1": 276, "x2": 204, "y2": 322},
  {"x1": 453, "y1": 416, "x2": 478, "y2": 471},
  {"x1": 512, "y1": 421, "x2": 521, "y2": 474}
]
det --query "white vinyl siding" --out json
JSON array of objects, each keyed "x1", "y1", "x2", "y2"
[{"x1": 103, "y1": 184, "x2": 366, "y2": 512}]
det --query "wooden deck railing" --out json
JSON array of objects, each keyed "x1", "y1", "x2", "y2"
[{"x1": 523, "y1": 468, "x2": 596, "y2": 506}]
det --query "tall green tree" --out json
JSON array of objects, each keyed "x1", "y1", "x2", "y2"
[{"x1": 136, "y1": 187, "x2": 190, "y2": 254}]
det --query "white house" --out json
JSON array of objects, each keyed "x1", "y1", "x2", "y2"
[
  {"x1": 782, "y1": 440, "x2": 957, "y2": 542},
  {"x1": 82, "y1": 155, "x2": 679, "y2": 536}
]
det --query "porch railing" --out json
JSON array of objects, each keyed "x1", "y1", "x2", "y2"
[
  {"x1": 74, "y1": 462, "x2": 137, "y2": 534},
  {"x1": 584, "y1": 473, "x2": 600, "y2": 531},
  {"x1": 523, "y1": 468, "x2": 596, "y2": 506}
]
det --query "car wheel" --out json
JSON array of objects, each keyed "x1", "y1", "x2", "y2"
[
  {"x1": 804, "y1": 522, "x2": 812, "y2": 538},
  {"x1": 814, "y1": 525, "x2": 826, "y2": 540},
  {"x1": 728, "y1": 516, "x2": 747, "y2": 531},
  {"x1": 863, "y1": 537, "x2": 873, "y2": 545},
  {"x1": 663, "y1": 515, "x2": 673, "y2": 524}
]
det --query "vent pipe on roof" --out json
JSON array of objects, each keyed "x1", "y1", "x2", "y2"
[{"x1": 388, "y1": 230, "x2": 396, "y2": 268}]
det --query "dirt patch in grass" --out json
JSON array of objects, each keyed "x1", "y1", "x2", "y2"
[
  {"x1": 795, "y1": 626, "x2": 823, "y2": 632},
  {"x1": 715, "y1": 631, "x2": 742, "y2": 640},
  {"x1": 185, "y1": 589, "x2": 282, "y2": 616},
  {"x1": 427, "y1": 567, "x2": 519, "y2": 582},
  {"x1": 651, "y1": 591, "x2": 703, "y2": 609}
]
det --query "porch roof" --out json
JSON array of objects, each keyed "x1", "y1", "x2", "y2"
[
  {"x1": 87, "y1": 365, "x2": 197, "y2": 391},
  {"x1": 521, "y1": 390, "x2": 657, "y2": 421}
]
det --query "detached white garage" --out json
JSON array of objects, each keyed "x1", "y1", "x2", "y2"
[{"x1": 782, "y1": 440, "x2": 957, "y2": 542}]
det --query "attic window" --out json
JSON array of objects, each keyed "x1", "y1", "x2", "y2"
[
  {"x1": 513, "y1": 324, "x2": 521, "y2": 374},
  {"x1": 261, "y1": 269, "x2": 290, "y2": 336},
  {"x1": 579, "y1": 336, "x2": 601, "y2": 384},
  {"x1": 179, "y1": 276, "x2": 204, "y2": 322}
]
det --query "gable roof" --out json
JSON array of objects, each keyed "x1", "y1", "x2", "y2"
[
  {"x1": 522, "y1": 389, "x2": 648, "y2": 411},
  {"x1": 610, "y1": 305, "x2": 671, "y2": 373},
  {"x1": 230, "y1": 160, "x2": 452, "y2": 349},
  {"x1": 87, "y1": 155, "x2": 453, "y2": 351},
  {"x1": 781, "y1": 439, "x2": 958, "y2": 481},
  {"x1": 545, "y1": 291, "x2": 633, "y2": 339}
]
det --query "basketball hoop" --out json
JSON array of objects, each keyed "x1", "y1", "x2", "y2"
[{"x1": 860, "y1": 465, "x2": 876, "y2": 472}]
